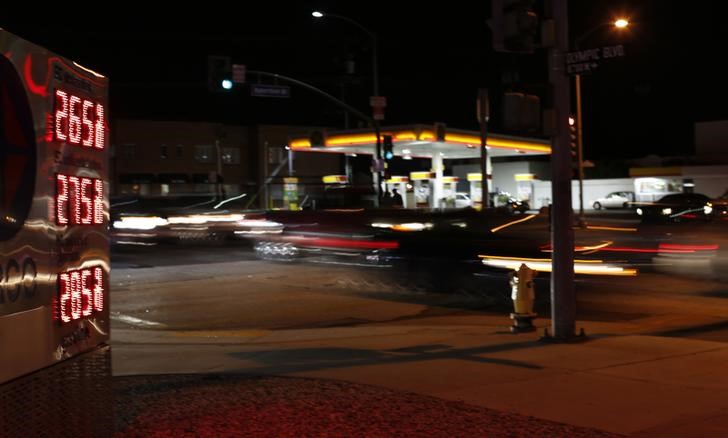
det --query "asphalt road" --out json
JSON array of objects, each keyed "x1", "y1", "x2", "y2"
[{"x1": 111, "y1": 238, "x2": 728, "y2": 343}]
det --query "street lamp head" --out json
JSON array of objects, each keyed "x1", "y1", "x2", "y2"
[
  {"x1": 614, "y1": 18, "x2": 629, "y2": 28},
  {"x1": 312, "y1": 11, "x2": 324, "y2": 18}
]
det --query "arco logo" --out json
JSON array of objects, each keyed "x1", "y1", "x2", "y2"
[{"x1": 0, "y1": 56, "x2": 37, "y2": 241}]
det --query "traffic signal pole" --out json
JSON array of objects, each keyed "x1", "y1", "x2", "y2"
[
  {"x1": 246, "y1": 69, "x2": 383, "y2": 204},
  {"x1": 547, "y1": 0, "x2": 577, "y2": 340}
]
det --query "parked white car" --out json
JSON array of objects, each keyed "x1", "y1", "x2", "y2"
[
  {"x1": 591, "y1": 191, "x2": 635, "y2": 210},
  {"x1": 455, "y1": 192, "x2": 472, "y2": 208}
]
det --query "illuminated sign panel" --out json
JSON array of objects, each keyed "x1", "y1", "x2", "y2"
[{"x1": 0, "y1": 30, "x2": 110, "y2": 385}]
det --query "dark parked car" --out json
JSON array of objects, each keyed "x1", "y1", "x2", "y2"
[
  {"x1": 635, "y1": 193, "x2": 713, "y2": 222},
  {"x1": 708, "y1": 191, "x2": 728, "y2": 218}
]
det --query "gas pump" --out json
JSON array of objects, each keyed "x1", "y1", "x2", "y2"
[
  {"x1": 385, "y1": 176, "x2": 409, "y2": 208},
  {"x1": 0, "y1": 31, "x2": 111, "y2": 433},
  {"x1": 467, "y1": 173, "x2": 489, "y2": 209},
  {"x1": 410, "y1": 171, "x2": 435, "y2": 208},
  {"x1": 283, "y1": 177, "x2": 299, "y2": 210},
  {"x1": 441, "y1": 176, "x2": 459, "y2": 208}
]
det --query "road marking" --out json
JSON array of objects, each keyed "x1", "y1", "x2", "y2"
[{"x1": 111, "y1": 313, "x2": 164, "y2": 327}]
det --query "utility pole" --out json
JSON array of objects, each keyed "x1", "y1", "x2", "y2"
[
  {"x1": 478, "y1": 88, "x2": 490, "y2": 209},
  {"x1": 547, "y1": 0, "x2": 577, "y2": 340}
]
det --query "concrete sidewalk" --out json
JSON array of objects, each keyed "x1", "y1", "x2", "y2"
[
  {"x1": 111, "y1": 259, "x2": 728, "y2": 435},
  {"x1": 112, "y1": 314, "x2": 728, "y2": 436}
]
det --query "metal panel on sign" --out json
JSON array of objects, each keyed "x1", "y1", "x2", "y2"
[{"x1": 0, "y1": 29, "x2": 110, "y2": 384}]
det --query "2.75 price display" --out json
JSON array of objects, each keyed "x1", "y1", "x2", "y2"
[{"x1": 56, "y1": 174, "x2": 104, "y2": 225}]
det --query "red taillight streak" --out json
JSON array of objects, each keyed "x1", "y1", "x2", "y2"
[
  {"x1": 291, "y1": 237, "x2": 399, "y2": 250},
  {"x1": 598, "y1": 247, "x2": 693, "y2": 254},
  {"x1": 658, "y1": 243, "x2": 719, "y2": 251}
]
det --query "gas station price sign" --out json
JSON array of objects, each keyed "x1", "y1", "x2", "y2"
[{"x1": 0, "y1": 29, "x2": 110, "y2": 386}]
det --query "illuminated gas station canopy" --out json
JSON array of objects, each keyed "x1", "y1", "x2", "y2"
[{"x1": 289, "y1": 124, "x2": 551, "y2": 159}]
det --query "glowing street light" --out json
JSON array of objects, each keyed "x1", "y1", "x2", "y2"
[
  {"x1": 574, "y1": 18, "x2": 630, "y2": 221},
  {"x1": 614, "y1": 18, "x2": 629, "y2": 28}
]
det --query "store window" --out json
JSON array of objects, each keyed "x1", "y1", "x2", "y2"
[
  {"x1": 194, "y1": 145, "x2": 214, "y2": 163},
  {"x1": 222, "y1": 147, "x2": 240, "y2": 164},
  {"x1": 122, "y1": 143, "x2": 136, "y2": 159}
]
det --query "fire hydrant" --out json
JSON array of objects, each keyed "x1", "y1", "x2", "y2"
[{"x1": 509, "y1": 263, "x2": 537, "y2": 333}]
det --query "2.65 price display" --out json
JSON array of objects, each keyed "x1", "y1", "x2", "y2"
[
  {"x1": 56, "y1": 266, "x2": 105, "y2": 323},
  {"x1": 53, "y1": 89, "x2": 105, "y2": 149}
]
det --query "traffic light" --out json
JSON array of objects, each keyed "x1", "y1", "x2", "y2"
[
  {"x1": 489, "y1": 0, "x2": 539, "y2": 53},
  {"x1": 568, "y1": 116, "x2": 577, "y2": 158},
  {"x1": 503, "y1": 92, "x2": 541, "y2": 132},
  {"x1": 383, "y1": 134, "x2": 394, "y2": 160},
  {"x1": 207, "y1": 55, "x2": 232, "y2": 92}
]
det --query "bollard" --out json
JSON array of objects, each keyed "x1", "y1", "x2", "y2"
[{"x1": 509, "y1": 263, "x2": 537, "y2": 333}]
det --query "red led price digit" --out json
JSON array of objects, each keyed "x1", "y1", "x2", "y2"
[
  {"x1": 94, "y1": 179, "x2": 104, "y2": 224},
  {"x1": 55, "y1": 174, "x2": 104, "y2": 225},
  {"x1": 56, "y1": 174, "x2": 69, "y2": 225},
  {"x1": 93, "y1": 267, "x2": 104, "y2": 312},
  {"x1": 81, "y1": 269, "x2": 92, "y2": 317},
  {"x1": 70, "y1": 270, "x2": 81, "y2": 321},
  {"x1": 82, "y1": 99, "x2": 94, "y2": 147},
  {"x1": 58, "y1": 273, "x2": 71, "y2": 323},
  {"x1": 94, "y1": 103, "x2": 105, "y2": 149},
  {"x1": 68, "y1": 95, "x2": 82, "y2": 144},
  {"x1": 80, "y1": 177, "x2": 93, "y2": 225},
  {"x1": 54, "y1": 90, "x2": 69, "y2": 141},
  {"x1": 68, "y1": 176, "x2": 81, "y2": 224}
]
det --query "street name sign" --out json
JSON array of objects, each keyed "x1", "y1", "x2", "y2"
[
  {"x1": 566, "y1": 44, "x2": 626, "y2": 75},
  {"x1": 251, "y1": 84, "x2": 291, "y2": 98}
]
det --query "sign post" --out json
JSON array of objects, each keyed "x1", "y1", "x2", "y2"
[{"x1": 232, "y1": 64, "x2": 246, "y2": 84}]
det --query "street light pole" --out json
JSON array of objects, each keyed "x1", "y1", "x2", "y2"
[
  {"x1": 313, "y1": 11, "x2": 383, "y2": 202},
  {"x1": 575, "y1": 72, "x2": 585, "y2": 219},
  {"x1": 313, "y1": 12, "x2": 379, "y2": 97},
  {"x1": 573, "y1": 18, "x2": 629, "y2": 222}
]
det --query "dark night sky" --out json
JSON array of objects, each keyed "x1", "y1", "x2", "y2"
[{"x1": 3, "y1": 1, "x2": 728, "y2": 160}]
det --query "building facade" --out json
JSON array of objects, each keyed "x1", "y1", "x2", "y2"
[{"x1": 110, "y1": 119, "x2": 339, "y2": 207}]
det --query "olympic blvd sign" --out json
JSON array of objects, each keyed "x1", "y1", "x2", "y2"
[
  {"x1": 565, "y1": 44, "x2": 626, "y2": 75},
  {"x1": 0, "y1": 30, "x2": 110, "y2": 386}
]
